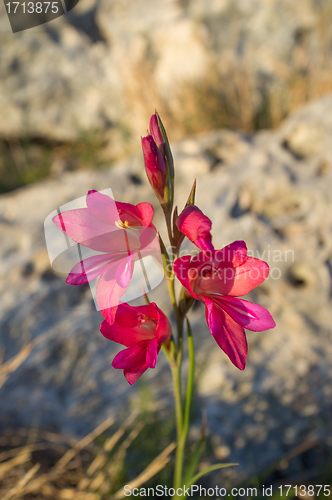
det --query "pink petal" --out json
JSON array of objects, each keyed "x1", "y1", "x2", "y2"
[
  {"x1": 138, "y1": 226, "x2": 159, "y2": 252},
  {"x1": 86, "y1": 190, "x2": 120, "y2": 225},
  {"x1": 173, "y1": 255, "x2": 199, "y2": 300},
  {"x1": 136, "y1": 202, "x2": 155, "y2": 228},
  {"x1": 66, "y1": 253, "x2": 124, "y2": 285},
  {"x1": 195, "y1": 236, "x2": 214, "y2": 254},
  {"x1": 204, "y1": 297, "x2": 248, "y2": 370},
  {"x1": 176, "y1": 205, "x2": 214, "y2": 253},
  {"x1": 96, "y1": 267, "x2": 129, "y2": 324},
  {"x1": 115, "y1": 254, "x2": 134, "y2": 288},
  {"x1": 215, "y1": 296, "x2": 276, "y2": 332},
  {"x1": 197, "y1": 257, "x2": 270, "y2": 297},
  {"x1": 213, "y1": 241, "x2": 248, "y2": 268},
  {"x1": 52, "y1": 209, "x2": 128, "y2": 253}
]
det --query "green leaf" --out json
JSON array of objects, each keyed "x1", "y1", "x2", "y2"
[
  {"x1": 186, "y1": 463, "x2": 238, "y2": 489},
  {"x1": 183, "y1": 409, "x2": 207, "y2": 485},
  {"x1": 185, "y1": 179, "x2": 196, "y2": 207},
  {"x1": 183, "y1": 436, "x2": 203, "y2": 486}
]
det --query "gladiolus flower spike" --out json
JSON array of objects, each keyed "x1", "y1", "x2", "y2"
[{"x1": 51, "y1": 112, "x2": 276, "y2": 489}]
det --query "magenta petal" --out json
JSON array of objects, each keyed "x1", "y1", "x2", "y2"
[
  {"x1": 142, "y1": 136, "x2": 166, "y2": 169},
  {"x1": 146, "y1": 338, "x2": 158, "y2": 368},
  {"x1": 86, "y1": 190, "x2": 120, "y2": 226},
  {"x1": 176, "y1": 205, "x2": 214, "y2": 253},
  {"x1": 124, "y1": 368, "x2": 148, "y2": 385},
  {"x1": 100, "y1": 319, "x2": 154, "y2": 348},
  {"x1": 112, "y1": 342, "x2": 149, "y2": 385},
  {"x1": 195, "y1": 236, "x2": 214, "y2": 254},
  {"x1": 115, "y1": 304, "x2": 143, "y2": 329},
  {"x1": 204, "y1": 297, "x2": 248, "y2": 370},
  {"x1": 112, "y1": 341, "x2": 148, "y2": 369},
  {"x1": 117, "y1": 303, "x2": 158, "y2": 324},
  {"x1": 216, "y1": 296, "x2": 276, "y2": 332},
  {"x1": 153, "y1": 305, "x2": 172, "y2": 344}
]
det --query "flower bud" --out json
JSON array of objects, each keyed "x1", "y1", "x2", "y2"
[
  {"x1": 141, "y1": 135, "x2": 167, "y2": 203},
  {"x1": 148, "y1": 112, "x2": 174, "y2": 213}
]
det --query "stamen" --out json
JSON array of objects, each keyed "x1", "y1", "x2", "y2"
[
  {"x1": 115, "y1": 220, "x2": 129, "y2": 229},
  {"x1": 115, "y1": 219, "x2": 141, "y2": 230}
]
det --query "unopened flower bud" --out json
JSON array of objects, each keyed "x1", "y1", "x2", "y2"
[
  {"x1": 148, "y1": 112, "x2": 174, "y2": 213},
  {"x1": 142, "y1": 135, "x2": 167, "y2": 203}
]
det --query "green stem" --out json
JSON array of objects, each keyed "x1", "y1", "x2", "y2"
[
  {"x1": 171, "y1": 362, "x2": 183, "y2": 490},
  {"x1": 182, "y1": 319, "x2": 195, "y2": 454},
  {"x1": 172, "y1": 320, "x2": 194, "y2": 494},
  {"x1": 165, "y1": 271, "x2": 185, "y2": 491},
  {"x1": 164, "y1": 207, "x2": 175, "y2": 249},
  {"x1": 160, "y1": 202, "x2": 193, "y2": 494}
]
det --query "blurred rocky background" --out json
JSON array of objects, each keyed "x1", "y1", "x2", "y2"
[
  {"x1": 1, "y1": 0, "x2": 332, "y2": 191},
  {"x1": 0, "y1": 0, "x2": 332, "y2": 498}
]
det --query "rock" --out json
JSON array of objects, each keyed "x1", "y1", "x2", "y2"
[
  {"x1": 0, "y1": 95, "x2": 332, "y2": 482},
  {"x1": 1, "y1": 0, "x2": 332, "y2": 157},
  {"x1": 282, "y1": 122, "x2": 327, "y2": 159}
]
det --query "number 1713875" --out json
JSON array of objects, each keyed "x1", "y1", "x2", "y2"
[
  {"x1": 5, "y1": 2, "x2": 59, "y2": 13},
  {"x1": 278, "y1": 485, "x2": 331, "y2": 497}
]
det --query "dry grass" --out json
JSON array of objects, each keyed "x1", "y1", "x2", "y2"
[
  {"x1": 0, "y1": 341, "x2": 175, "y2": 499},
  {"x1": 0, "y1": 415, "x2": 175, "y2": 500}
]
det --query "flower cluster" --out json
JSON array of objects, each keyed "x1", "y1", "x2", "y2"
[{"x1": 53, "y1": 112, "x2": 275, "y2": 383}]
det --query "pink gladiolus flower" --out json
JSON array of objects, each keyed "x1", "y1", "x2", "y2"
[
  {"x1": 141, "y1": 135, "x2": 167, "y2": 201},
  {"x1": 52, "y1": 190, "x2": 159, "y2": 324},
  {"x1": 100, "y1": 303, "x2": 171, "y2": 385},
  {"x1": 176, "y1": 205, "x2": 214, "y2": 254},
  {"x1": 174, "y1": 241, "x2": 276, "y2": 370}
]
